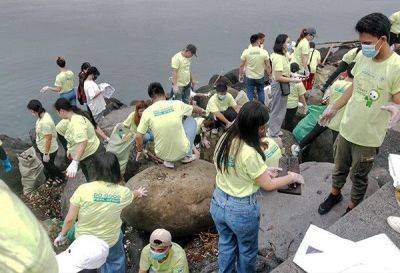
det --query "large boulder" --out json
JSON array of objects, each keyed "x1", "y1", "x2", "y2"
[
  {"x1": 122, "y1": 160, "x2": 216, "y2": 237},
  {"x1": 224, "y1": 68, "x2": 239, "y2": 85},
  {"x1": 99, "y1": 106, "x2": 132, "y2": 136}
]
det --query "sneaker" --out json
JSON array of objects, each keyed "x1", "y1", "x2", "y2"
[
  {"x1": 318, "y1": 193, "x2": 343, "y2": 215},
  {"x1": 291, "y1": 144, "x2": 301, "y2": 157},
  {"x1": 181, "y1": 154, "x2": 196, "y2": 164},
  {"x1": 387, "y1": 216, "x2": 400, "y2": 233},
  {"x1": 341, "y1": 206, "x2": 352, "y2": 217},
  {"x1": 163, "y1": 161, "x2": 175, "y2": 169}
]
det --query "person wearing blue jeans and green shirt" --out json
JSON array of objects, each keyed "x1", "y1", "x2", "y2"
[
  {"x1": 211, "y1": 101, "x2": 304, "y2": 273},
  {"x1": 55, "y1": 152, "x2": 148, "y2": 273},
  {"x1": 239, "y1": 34, "x2": 271, "y2": 104}
]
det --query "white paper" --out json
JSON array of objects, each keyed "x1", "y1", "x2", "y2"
[
  {"x1": 388, "y1": 154, "x2": 400, "y2": 188},
  {"x1": 98, "y1": 83, "x2": 115, "y2": 99}
]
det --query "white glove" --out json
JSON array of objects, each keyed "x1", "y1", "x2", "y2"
[
  {"x1": 381, "y1": 103, "x2": 400, "y2": 129},
  {"x1": 173, "y1": 85, "x2": 179, "y2": 93},
  {"x1": 53, "y1": 233, "x2": 68, "y2": 247},
  {"x1": 134, "y1": 186, "x2": 148, "y2": 198},
  {"x1": 304, "y1": 70, "x2": 310, "y2": 78},
  {"x1": 40, "y1": 86, "x2": 50, "y2": 93},
  {"x1": 66, "y1": 160, "x2": 79, "y2": 179},
  {"x1": 318, "y1": 105, "x2": 337, "y2": 127},
  {"x1": 288, "y1": 171, "x2": 305, "y2": 184},
  {"x1": 43, "y1": 154, "x2": 50, "y2": 163},
  {"x1": 226, "y1": 121, "x2": 234, "y2": 129}
]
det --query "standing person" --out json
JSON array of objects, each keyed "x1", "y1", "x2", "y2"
[
  {"x1": 135, "y1": 82, "x2": 206, "y2": 169},
  {"x1": 0, "y1": 140, "x2": 12, "y2": 173},
  {"x1": 318, "y1": 13, "x2": 400, "y2": 216},
  {"x1": 268, "y1": 34, "x2": 302, "y2": 138},
  {"x1": 54, "y1": 152, "x2": 147, "y2": 273},
  {"x1": 171, "y1": 44, "x2": 197, "y2": 104},
  {"x1": 41, "y1": 56, "x2": 76, "y2": 106},
  {"x1": 211, "y1": 101, "x2": 304, "y2": 273},
  {"x1": 139, "y1": 229, "x2": 189, "y2": 273},
  {"x1": 77, "y1": 62, "x2": 91, "y2": 106},
  {"x1": 206, "y1": 82, "x2": 240, "y2": 129},
  {"x1": 284, "y1": 63, "x2": 308, "y2": 132},
  {"x1": 304, "y1": 42, "x2": 321, "y2": 90},
  {"x1": 54, "y1": 98, "x2": 103, "y2": 182},
  {"x1": 27, "y1": 100, "x2": 64, "y2": 184},
  {"x1": 389, "y1": 11, "x2": 400, "y2": 50},
  {"x1": 84, "y1": 67, "x2": 107, "y2": 125},
  {"x1": 239, "y1": 34, "x2": 271, "y2": 104},
  {"x1": 292, "y1": 28, "x2": 316, "y2": 78}
]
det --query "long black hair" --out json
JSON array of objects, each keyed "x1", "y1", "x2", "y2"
[
  {"x1": 273, "y1": 34, "x2": 289, "y2": 55},
  {"x1": 94, "y1": 152, "x2": 122, "y2": 184},
  {"x1": 54, "y1": 98, "x2": 96, "y2": 127},
  {"x1": 27, "y1": 100, "x2": 46, "y2": 115},
  {"x1": 215, "y1": 101, "x2": 269, "y2": 173},
  {"x1": 295, "y1": 29, "x2": 308, "y2": 47}
]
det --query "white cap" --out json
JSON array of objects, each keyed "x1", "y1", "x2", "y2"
[{"x1": 56, "y1": 235, "x2": 109, "y2": 273}]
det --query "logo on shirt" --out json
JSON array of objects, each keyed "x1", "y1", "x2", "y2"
[
  {"x1": 264, "y1": 145, "x2": 279, "y2": 158},
  {"x1": 93, "y1": 193, "x2": 121, "y2": 203},
  {"x1": 153, "y1": 106, "x2": 174, "y2": 116},
  {"x1": 364, "y1": 89, "x2": 380, "y2": 108}
]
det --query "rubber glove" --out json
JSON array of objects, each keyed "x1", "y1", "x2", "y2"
[
  {"x1": 66, "y1": 160, "x2": 79, "y2": 178},
  {"x1": 288, "y1": 171, "x2": 305, "y2": 184},
  {"x1": 381, "y1": 103, "x2": 400, "y2": 129},
  {"x1": 53, "y1": 233, "x2": 68, "y2": 247},
  {"x1": 40, "y1": 86, "x2": 50, "y2": 93},
  {"x1": 319, "y1": 105, "x2": 337, "y2": 126},
  {"x1": 43, "y1": 154, "x2": 50, "y2": 163}
]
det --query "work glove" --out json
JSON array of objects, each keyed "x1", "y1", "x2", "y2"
[
  {"x1": 43, "y1": 154, "x2": 50, "y2": 163},
  {"x1": 40, "y1": 86, "x2": 50, "y2": 93},
  {"x1": 66, "y1": 160, "x2": 79, "y2": 179},
  {"x1": 381, "y1": 103, "x2": 400, "y2": 129},
  {"x1": 53, "y1": 233, "x2": 68, "y2": 247},
  {"x1": 318, "y1": 105, "x2": 337, "y2": 127},
  {"x1": 288, "y1": 171, "x2": 305, "y2": 184}
]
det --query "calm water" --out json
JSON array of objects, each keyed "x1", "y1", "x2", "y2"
[{"x1": 0, "y1": 0, "x2": 398, "y2": 138}]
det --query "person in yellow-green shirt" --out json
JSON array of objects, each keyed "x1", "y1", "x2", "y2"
[
  {"x1": 206, "y1": 82, "x2": 240, "y2": 129},
  {"x1": 54, "y1": 98, "x2": 103, "y2": 182},
  {"x1": 136, "y1": 82, "x2": 206, "y2": 169},
  {"x1": 0, "y1": 179, "x2": 58, "y2": 273},
  {"x1": 319, "y1": 13, "x2": 400, "y2": 216},
  {"x1": 304, "y1": 42, "x2": 321, "y2": 90},
  {"x1": 239, "y1": 34, "x2": 271, "y2": 104},
  {"x1": 171, "y1": 44, "x2": 197, "y2": 104},
  {"x1": 139, "y1": 229, "x2": 189, "y2": 273},
  {"x1": 268, "y1": 34, "x2": 303, "y2": 138},
  {"x1": 389, "y1": 11, "x2": 400, "y2": 49},
  {"x1": 211, "y1": 101, "x2": 304, "y2": 273},
  {"x1": 55, "y1": 152, "x2": 147, "y2": 273},
  {"x1": 284, "y1": 63, "x2": 308, "y2": 132},
  {"x1": 27, "y1": 100, "x2": 64, "y2": 184},
  {"x1": 261, "y1": 137, "x2": 282, "y2": 168},
  {"x1": 292, "y1": 27, "x2": 316, "y2": 76},
  {"x1": 41, "y1": 56, "x2": 76, "y2": 106},
  {"x1": 121, "y1": 101, "x2": 153, "y2": 145}
]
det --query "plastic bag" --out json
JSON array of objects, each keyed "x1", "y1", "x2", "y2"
[
  {"x1": 17, "y1": 147, "x2": 45, "y2": 195},
  {"x1": 293, "y1": 105, "x2": 327, "y2": 143}
]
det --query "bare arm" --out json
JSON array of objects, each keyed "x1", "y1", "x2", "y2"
[
  {"x1": 48, "y1": 86, "x2": 62, "y2": 93},
  {"x1": 331, "y1": 84, "x2": 353, "y2": 112},
  {"x1": 255, "y1": 170, "x2": 295, "y2": 191},
  {"x1": 213, "y1": 111, "x2": 230, "y2": 125},
  {"x1": 192, "y1": 105, "x2": 206, "y2": 115},
  {"x1": 44, "y1": 134, "x2": 52, "y2": 155},
  {"x1": 302, "y1": 54, "x2": 309, "y2": 71},
  {"x1": 172, "y1": 68, "x2": 178, "y2": 87},
  {"x1": 265, "y1": 59, "x2": 272, "y2": 77},
  {"x1": 135, "y1": 133, "x2": 144, "y2": 153},
  {"x1": 299, "y1": 94, "x2": 307, "y2": 107},
  {"x1": 273, "y1": 71, "x2": 292, "y2": 83},
  {"x1": 239, "y1": 60, "x2": 246, "y2": 77},
  {"x1": 60, "y1": 204, "x2": 79, "y2": 236},
  {"x1": 72, "y1": 140, "x2": 88, "y2": 161}
]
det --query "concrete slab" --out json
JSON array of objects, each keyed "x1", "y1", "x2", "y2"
[
  {"x1": 271, "y1": 181, "x2": 400, "y2": 273},
  {"x1": 257, "y1": 162, "x2": 379, "y2": 261}
]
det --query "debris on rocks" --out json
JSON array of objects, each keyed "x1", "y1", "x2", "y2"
[{"x1": 186, "y1": 232, "x2": 219, "y2": 264}]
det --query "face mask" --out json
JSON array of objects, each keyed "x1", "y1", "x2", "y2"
[
  {"x1": 150, "y1": 250, "x2": 168, "y2": 261},
  {"x1": 217, "y1": 94, "x2": 226, "y2": 100},
  {"x1": 287, "y1": 42, "x2": 293, "y2": 52},
  {"x1": 361, "y1": 39, "x2": 382, "y2": 58}
]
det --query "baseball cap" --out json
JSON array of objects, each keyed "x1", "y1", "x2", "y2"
[
  {"x1": 305, "y1": 27, "x2": 317, "y2": 37},
  {"x1": 150, "y1": 229, "x2": 172, "y2": 247},
  {"x1": 56, "y1": 235, "x2": 109, "y2": 273},
  {"x1": 185, "y1": 44, "x2": 197, "y2": 56}
]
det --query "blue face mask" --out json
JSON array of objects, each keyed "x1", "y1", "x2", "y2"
[
  {"x1": 217, "y1": 94, "x2": 226, "y2": 100},
  {"x1": 361, "y1": 40, "x2": 381, "y2": 58},
  {"x1": 287, "y1": 42, "x2": 293, "y2": 52},
  {"x1": 150, "y1": 250, "x2": 168, "y2": 261}
]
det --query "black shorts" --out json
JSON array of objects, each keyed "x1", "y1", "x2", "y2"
[{"x1": 390, "y1": 32, "x2": 400, "y2": 45}]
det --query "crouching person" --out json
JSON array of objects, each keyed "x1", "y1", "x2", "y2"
[
  {"x1": 206, "y1": 82, "x2": 240, "y2": 129},
  {"x1": 139, "y1": 229, "x2": 189, "y2": 273}
]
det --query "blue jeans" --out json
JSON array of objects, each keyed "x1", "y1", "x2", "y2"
[
  {"x1": 100, "y1": 232, "x2": 125, "y2": 273},
  {"x1": 170, "y1": 84, "x2": 191, "y2": 104},
  {"x1": 60, "y1": 88, "x2": 77, "y2": 106},
  {"x1": 210, "y1": 188, "x2": 260, "y2": 273},
  {"x1": 183, "y1": 117, "x2": 197, "y2": 156},
  {"x1": 143, "y1": 131, "x2": 154, "y2": 144},
  {"x1": 245, "y1": 77, "x2": 265, "y2": 104}
]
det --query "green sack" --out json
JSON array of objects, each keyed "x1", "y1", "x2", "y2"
[
  {"x1": 106, "y1": 123, "x2": 135, "y2": 175},
  {"x1": 293, "y1": 105, "x2": 327, "y2": 143}
]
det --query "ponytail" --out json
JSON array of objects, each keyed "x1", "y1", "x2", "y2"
[
  {"x1": 27, "y1": 100, "x2": 46, "y2": 115},
  {"x1": 295, "y1": 29, "x2": 307, "y2": 47},
  {"x1": 54, "y1": 98, "x2": 95, "y2": 126}
]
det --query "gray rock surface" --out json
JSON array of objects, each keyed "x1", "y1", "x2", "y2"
[{"x1": 60, "y1": 170, "x2": 86, "y2": 218}]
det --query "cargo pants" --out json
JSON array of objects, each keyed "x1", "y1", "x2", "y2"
[{"x1": 332, "y1": 134, "x2": 378, "y2": 205}]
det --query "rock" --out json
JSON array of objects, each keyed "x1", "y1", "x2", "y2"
[
  {"x1": 208, "y1": 75, "x2": 232, "y2": 87},
  {"x1": 99, "y1": 106, "x2": 132, "y2": 136},
  {"x1": 60, "y1": 170, "x2": 86, "y2": 218},
  {"x1": 199, "y1": 255, "x2": 271, "y2": 273},
  {"x1": 306, "y1": 88, "x2": 324, "y2": 106},
  {"x1": 369, "y1": 167, "x2": 393, "y2": 188},
  {"x1": 224, "y1": 68, "x2": 239, "y2": 84},
  {"x1": 125, "y1": 226, "x2": 149, "y2": 273},
  {"x1": 373, "y1": 129, "x2": 400, "y2": 170},
  {"x1": 103, "y1": 97, "x2": 126, "y2": 116},
  {"x1": 301, "y1": 129, "x2": 334, "y2": 163},
  {"x1": 122, "y1": 160, "x2": 216, "y2": 237},
  {"x1": 313, "y1": 64, "x2": 336, "y2": 88},
  {"x1": 0, "y1": 135, "x2": 30, "y2": 194}
]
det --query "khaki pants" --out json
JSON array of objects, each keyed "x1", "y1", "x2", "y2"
[{"x1": 332, "y1": 135, "x2": 378, "y2": 205}]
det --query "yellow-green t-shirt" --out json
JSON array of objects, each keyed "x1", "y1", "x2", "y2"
[
  {"x1": 70, "y1": 181, "x2": 133, "y2": 247},
  {"x1": 194, "y1": 117, "x2": 205, "y2": 135},
  {"x1": 54, "y1": 70, "x2": 75, "y2": 93},
  {"x1": 64, "y1": 114, "x2": 100, "y2": 160},
  {"x1": 287, "y1": 82, "x2": 306, "y2": 109},
  {"x1": 292, "y1": 38, "x2": 310, "y2": 71},
  {"x1": 139, "y1": 243, "x2": 189, "y2": 273},
  {"x1": 137, "y1": 100, "x2": 193, "y2": 161},
  {"x1": 206, "y1": 93, "x2": 237, "y2": 115},
  {"x1": 308, "y1": 49, "x2": 321, "y2": 73},
  {"x1": 340, "y1": 53, "x2": 400, "y2": 147},
  {"x1": 123, "y1": 111, "x2": 138, "y2": 134},
  {"x1": 171, "y1": 52, "x2": 192, "y2": 87},
  {"x1": 270, "y1": 53, "x2": 291, "y2": 79},
  {"x1": 342, "y1": 48, "x2": 362, "y2": 64},
  {"x1": 241, "y1": 46, "x2": 270, "y2": 79},
  {"x1": 214, "y1": 138, "x2": 268, "y2": 197},
  {"x1": 261, "y1": 137, "x2": 282, "y2": 168},
  {"x1": 56, "y1": 119, "x2": 70, "y2": 137},
  {"x1": 36, "y1": 112, "x2": 58, "y2": 154},
  {"x1": 0, "y1": 180, "x2": 58, "y2": 273},
  {"x1": 390, "y1": 11, "x2": 400, "y2": 34},
  {"x1": 327, "y1": 80, "x2": 352, "y2": 132}
]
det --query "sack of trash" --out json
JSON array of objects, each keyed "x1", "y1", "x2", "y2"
[
  {"x1": 293, "y1": 105, "x2": 327, "y2": 143},
  {"x1": 17, "y1": 147, "x2": 46, "y2": 195}
]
